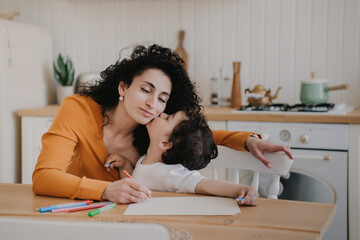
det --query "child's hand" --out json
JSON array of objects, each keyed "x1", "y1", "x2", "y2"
[
  {"x1": 236, "y1": 186, "x2": 258, "y2": 206},
  {"x1": 104, "y1": 153, "x2": 128, "y2": 171}
]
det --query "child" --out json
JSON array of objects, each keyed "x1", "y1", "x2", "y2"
[{"x1": 105, "y1": 110, "x2": 258, "y2": 205}]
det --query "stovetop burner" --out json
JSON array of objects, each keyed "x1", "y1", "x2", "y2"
[{"x1": 238, "y1": 103, "x2": 335, "y2": 112}]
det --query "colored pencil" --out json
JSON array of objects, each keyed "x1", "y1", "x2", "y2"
[
  {"x1": 64, "y1": 202, "x2": 112, "y2": 213},
  {"x1": 123, "y1": 170, "x2": 151, "y2": 198},
  {"x1": 88, "y1": 203, "x2": 116, "y2": 217},
  {"x1": 38, "y1": 200, "x2": 93, "y2": 213}
]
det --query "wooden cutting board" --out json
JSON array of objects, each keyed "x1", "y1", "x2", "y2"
[{"x1": 175, "y1": 30, "x2": 189, "y2": 72}]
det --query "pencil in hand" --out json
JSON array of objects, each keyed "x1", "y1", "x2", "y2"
[{"x1": 123, "y1": 170, "x2": 151, "y2": 198}]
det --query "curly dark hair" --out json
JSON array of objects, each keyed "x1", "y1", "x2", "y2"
[
  {"x1": 161, "y1": 110, "x2": 218, "y2": 171},
  {"x1": 77, "y1": 44, "x2": 201, "y2": 155}
]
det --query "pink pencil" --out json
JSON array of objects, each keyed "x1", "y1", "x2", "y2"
[{"x1": 51, "y1": 202, "x2": 112, "y2": 213}]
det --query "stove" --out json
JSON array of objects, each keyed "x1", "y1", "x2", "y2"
[
  {"x1": 232, "y1": 103, "x2": 354, "y2": 115},
  {"x1": 227, "y1": 120, "x2": 349, "y2": 240}
]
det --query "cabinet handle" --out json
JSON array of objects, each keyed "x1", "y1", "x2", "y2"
[{"x1": 293, "y1": 155, "x2": 332, "y2": 161}]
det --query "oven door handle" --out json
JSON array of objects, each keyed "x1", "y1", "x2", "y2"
[{"x1": 293, "y1": 155, "x2": 332, "y2": 161}]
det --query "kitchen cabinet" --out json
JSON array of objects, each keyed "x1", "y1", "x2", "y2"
[
  {"x1": 348, "y1": 125, "x2": 360, "y2": 240},
  {"x1": 21, "y1": 116, "x2": 54, "y2": 184}
]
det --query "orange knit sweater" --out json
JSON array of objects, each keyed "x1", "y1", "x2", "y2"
[{"x1": 32, "y1": 95, "x2": 256, "y2": 200}]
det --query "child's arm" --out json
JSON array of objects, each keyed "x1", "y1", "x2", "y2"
[
  {"x1": 104, "y1": 153, "x2": 134, "y2": 178},
  {"x1": 195, "y1": 179, "x2": 258, "y2": 205}
]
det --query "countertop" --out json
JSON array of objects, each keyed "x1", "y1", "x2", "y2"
[{"x1": 18, "y1": 105, "x2": 360, "y2": 124}]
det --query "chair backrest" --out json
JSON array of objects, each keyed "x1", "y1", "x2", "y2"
[{"x1": 208, "y1": 146, "x2": 293, "y2": 199}]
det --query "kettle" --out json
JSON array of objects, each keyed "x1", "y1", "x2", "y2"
[{"x1": 245, "y1": 85, "x2": 282, "y2": 106}]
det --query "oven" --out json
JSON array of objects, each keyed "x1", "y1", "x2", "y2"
[{"x1": 227, "y1": 121, "x2": 348, "y2": 240}]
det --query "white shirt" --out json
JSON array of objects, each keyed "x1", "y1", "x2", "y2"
[{"x1": 132, "y1": 156, "x2": 207, "y2": 193}]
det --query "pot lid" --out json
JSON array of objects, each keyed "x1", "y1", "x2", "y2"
[
  {"x1": 302, "y1": 72, "x2": 328, "y2": 84},
  {"x1": 301, "y1": 78, "x2": 328, "y2": 84}
]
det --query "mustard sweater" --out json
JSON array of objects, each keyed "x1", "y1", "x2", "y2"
[{"x1": 32, "y1": 95, "x2": 255, "y2": 200}]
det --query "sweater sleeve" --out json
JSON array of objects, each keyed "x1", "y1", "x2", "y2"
[
  {"x1": 212, "y1": 129, "x2": 261, "y2": 152},
  {"x1": 32, "y1": 96, "x2": 109, "y2": 200}
]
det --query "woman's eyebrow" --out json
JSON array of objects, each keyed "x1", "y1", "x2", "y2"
[{"x1": 144, "y1": 81, "x2": 170, "y2": 96}]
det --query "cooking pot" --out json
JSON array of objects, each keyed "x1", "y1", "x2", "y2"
[{"x1": 300, "y1": 78, "x2": 349, "y2": 104}]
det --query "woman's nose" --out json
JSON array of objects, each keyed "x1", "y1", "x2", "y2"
[{"x1": 145, "y1": 95, "x2": 157, "y2": 109}]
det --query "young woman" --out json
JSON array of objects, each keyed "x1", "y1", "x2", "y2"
[{"x1": 32, "y1": 44, "x2": 292, "y2": 204}]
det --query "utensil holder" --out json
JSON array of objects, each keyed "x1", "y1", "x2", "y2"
[{"x1": 231, "y1": 61, "x2": 241, "y2": 108}]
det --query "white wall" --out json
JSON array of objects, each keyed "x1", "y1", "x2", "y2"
[{"x1": 1, "y1": 0, "x2": 359, "y2": 106}]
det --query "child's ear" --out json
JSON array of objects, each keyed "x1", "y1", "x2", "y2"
[
  {"x1": 159, "y1": 140, "x2": 173, "y2": 150},
  {"x1": 118, "y1": 81, "x2": 128, "y2": 96}
]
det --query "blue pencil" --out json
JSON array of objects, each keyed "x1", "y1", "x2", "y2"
[{"x1": 38, "y1": 201, "x2": 91, "y2": 213}]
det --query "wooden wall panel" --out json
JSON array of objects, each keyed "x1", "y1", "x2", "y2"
[{"x1": 0, "y1": 0, "x2": 359, "y2": 106}]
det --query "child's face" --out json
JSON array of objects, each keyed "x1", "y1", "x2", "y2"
[{"x1": 146, "y1": 111, "x2": 188, "y2": 142}]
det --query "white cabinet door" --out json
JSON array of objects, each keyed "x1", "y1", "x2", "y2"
[
  {"x1": 21, "y1": 116, "x2": 54, "y2": 184},
  {"x1": 208, "y1": 121, "x2": 227, "y2": 131}
]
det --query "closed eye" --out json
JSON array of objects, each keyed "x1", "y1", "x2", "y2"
[
  {"x1": 159, "y1": 97, "x2": 166, "y2": 103},
  {"x1": 141, "y1": 87, "x2": 150, "y2": 93}
]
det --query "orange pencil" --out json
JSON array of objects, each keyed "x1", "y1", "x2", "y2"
[{"x1": 123, "y1": 170, "x2": 151, "y2": 198}]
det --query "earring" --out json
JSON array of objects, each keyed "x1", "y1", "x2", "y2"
[{"x1": 119, "y1": 96, "x2": 124, "y2": 101}]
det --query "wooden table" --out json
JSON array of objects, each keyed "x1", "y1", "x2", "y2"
[{"x1": 0, "y1": 184, "x2": 335, "y2": 240}]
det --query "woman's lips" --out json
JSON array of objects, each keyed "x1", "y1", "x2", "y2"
[{"x1": 140, "y1": 108, "x2": 154, "y2": 118}]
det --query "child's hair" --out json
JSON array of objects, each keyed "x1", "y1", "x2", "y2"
[{"x1": 161, "y1": 110, "x2": 218, "y2": 170}]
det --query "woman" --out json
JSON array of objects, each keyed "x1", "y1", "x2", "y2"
[{"x1": 32, "y1": 44, "x2": 292, "y2": 204}]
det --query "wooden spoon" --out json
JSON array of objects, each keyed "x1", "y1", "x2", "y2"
[{"x1": 175, "y1": 30, "x2": 189, "y2": 72}]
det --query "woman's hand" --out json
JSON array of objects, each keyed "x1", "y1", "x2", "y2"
[
  {"x1": 236, "y1": 186, "x2": 258, "y2": 206},
  {"x1": 104, "y1": 153, "x2": 129, "y2": 171},
  {"x1": 101, "y1": 178, "x2": 152, "y2": 204},
  {"x1": 245, "y1": 137, "x2": 294, "y2": 168}
]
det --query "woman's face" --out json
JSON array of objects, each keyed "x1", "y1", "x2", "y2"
[{"x1": 119, "y1": 68, "x2": 172, "y2": 125}]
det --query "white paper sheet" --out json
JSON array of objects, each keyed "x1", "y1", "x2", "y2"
[{"x1": 123, "y1": 197, "x2": 241, "y2": 215}]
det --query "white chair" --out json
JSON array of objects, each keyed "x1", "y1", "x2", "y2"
[
  {"x1": 208, "y1": 146, "x2": 293, "y2": 199},
  {"x1": 0, "y1": 217, "x2": 170, "y2": 240}
]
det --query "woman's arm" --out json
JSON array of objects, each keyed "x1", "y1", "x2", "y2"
[
  {"x1": 195, "y1": 179, "x2": 258, "y2": 205},
  {"x1": 212, "y1": 129, "x2": 259, "y2": 152},
  {"x1": 212, "y1": 129, "x2": 293, "y2": 168},
  {"x1": 32, "y1": 96, "x2": 109, "y2": 200}
]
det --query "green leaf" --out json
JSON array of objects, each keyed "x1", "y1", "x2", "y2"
[
  {"x1": 65, "y1": 68, "x2": 75, "y2": 86},
  {"x1": 57, "y1": 54, "x2": 67, "y2": 81},
  {"x1": 53, "y1": 62, "x2": 63, "y2": 85}
]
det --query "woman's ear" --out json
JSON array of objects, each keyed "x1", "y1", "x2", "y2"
[
  {"x1": 159, "y1": 140, "x2": 173, "y2": 150},
  {"x1": 118, "y1": 81, "x2": 128, "y2": 97}
]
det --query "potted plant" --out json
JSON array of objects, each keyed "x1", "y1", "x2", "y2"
[{"x1": 53, "y1": 53, "x2": 75, "y2": 104}]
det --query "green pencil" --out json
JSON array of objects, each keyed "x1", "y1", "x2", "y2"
[{"x1": 88, "y1": 202, "x2": 116, "y2": 217}]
